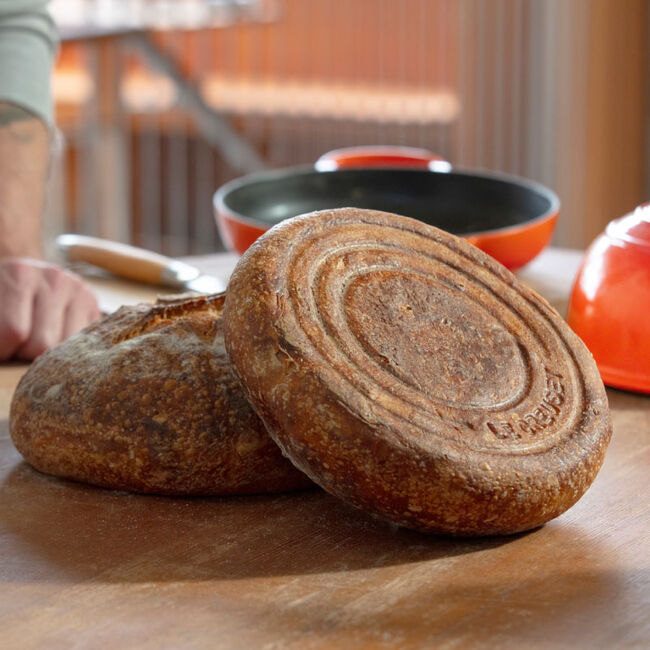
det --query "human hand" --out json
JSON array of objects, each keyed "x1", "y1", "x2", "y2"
[{"x1": 0, "y1": 258, "x2": 101, "y2": 361}]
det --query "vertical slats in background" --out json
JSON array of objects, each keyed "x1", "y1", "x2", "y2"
[
  {"x1": 48, "y1": 0, "x2": 648, "y2": 257},
  {"x1": 582, "y1": 0, "x2": 649, "y2": 246}
]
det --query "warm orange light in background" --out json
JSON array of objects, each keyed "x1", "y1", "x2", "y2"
[{"x1": 47, "y1": 0, "x2": 648, "y2": 258}]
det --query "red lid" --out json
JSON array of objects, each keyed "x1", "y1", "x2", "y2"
[{"x1": 568, "y1": 203, "x2": 650, "y2": 393}]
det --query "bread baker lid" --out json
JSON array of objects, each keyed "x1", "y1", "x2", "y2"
[{"x1": 223, "y1": 208, "x2": 612, "y2": 536}]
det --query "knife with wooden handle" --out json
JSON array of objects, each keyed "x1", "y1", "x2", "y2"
[{"x1": 56, "y1": 234, "x2": 227, "y2": 294}]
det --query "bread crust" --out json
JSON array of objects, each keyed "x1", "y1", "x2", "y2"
[
  {"x1": 9, "y1": 293, "x2": 312, "y2": 495},
  {"x1": 223, "y1": 208, "x2": 612, "y2": 535}
]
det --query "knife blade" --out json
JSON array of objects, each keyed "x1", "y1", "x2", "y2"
[{"x1": 56, "y1": 234, "x2": 227, "y2": 294}]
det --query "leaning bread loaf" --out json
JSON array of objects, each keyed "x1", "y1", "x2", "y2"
[
  {"x1": 9, "y1": 293, "x2": 311, "y2": 495},
  {"x1": 223, "y1": 208, "x2": 612, "y2": 536}
]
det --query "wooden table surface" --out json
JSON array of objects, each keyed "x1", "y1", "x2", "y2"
[{"x1": 0, "y1": 249, "x2": 648, "y2": 649}]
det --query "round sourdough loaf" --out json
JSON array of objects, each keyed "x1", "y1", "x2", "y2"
[
  {"x1": 223, "y1": 207, "x2": 612, "y2": 536},
  {"x1": 9, "y1": 293, "x2": 311, "y2": 495}
]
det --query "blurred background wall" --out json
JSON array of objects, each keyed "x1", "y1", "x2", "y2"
[{"x1": 46, "y1": 0, "x2": 649, "y2": 257}]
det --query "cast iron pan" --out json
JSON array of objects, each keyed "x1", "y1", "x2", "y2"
[{"x1": 214, "y1": 146, "x2": 560, "y2": 270}]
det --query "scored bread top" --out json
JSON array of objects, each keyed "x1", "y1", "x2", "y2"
[
  {"x1": 10, "y1": 293, "x2": 311, "y2": 495},
  {"x1": 223, "y1": 207, "x2": 612, "y2": 535}
]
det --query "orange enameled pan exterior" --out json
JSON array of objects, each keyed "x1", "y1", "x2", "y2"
[{"x1": 464, "y1": 213, "x2": 558, "y2": 272}]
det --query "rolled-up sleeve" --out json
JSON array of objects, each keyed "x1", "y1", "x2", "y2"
[{"x1": 0, "y1": 1, "x2": 58, "y2": 125}]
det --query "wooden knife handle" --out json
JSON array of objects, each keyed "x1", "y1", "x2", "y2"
[{"x1": 56, "y1": 234, "x2": 175, "y2": 286}]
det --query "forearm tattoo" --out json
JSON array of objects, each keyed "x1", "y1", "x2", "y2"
[
  {"x1": 0, "y1": 102, "x2": 36, "y2": 126},
  {"x1": 0, "y1": 103, "x2": 42, "y2": 143}
]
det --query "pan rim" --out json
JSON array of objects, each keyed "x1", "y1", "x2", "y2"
[{"x1": 213, "y1": 165, "x2": 560, "y2": 239}]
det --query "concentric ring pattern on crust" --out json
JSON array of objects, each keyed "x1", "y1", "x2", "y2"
[
  {"x1": 223, "y1": 207, "x2": 612, "y2": 536},
  {"x1": 10, "y1": 294, "x2": 312, "y2": 495}
]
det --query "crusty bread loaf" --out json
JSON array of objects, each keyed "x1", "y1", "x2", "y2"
[
  {"x1": 223, "y1": 207, "x2": 612, "y2": 536},
  {"x1": 9, "y1": 293, "x2": 311, "y2": 495}
]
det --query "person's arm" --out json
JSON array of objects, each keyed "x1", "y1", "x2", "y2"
[
  {"x1": 0, "y1": 3, "x2": 99, "y2": 361},
  {"x1": 0, "y1": 103, "x2": 49, "y2": 258},
  {"x1": 0, "y1": 104, "x2": 100, "y2": 361}
]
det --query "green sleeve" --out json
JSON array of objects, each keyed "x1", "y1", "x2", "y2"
[{"x1": 0, "y1": 1, "x2": 58, "y2": 125}]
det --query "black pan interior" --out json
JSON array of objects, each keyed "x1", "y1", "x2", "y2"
[{"x1": 222, "y1": 168, "x2": 555, "y2": 235}]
